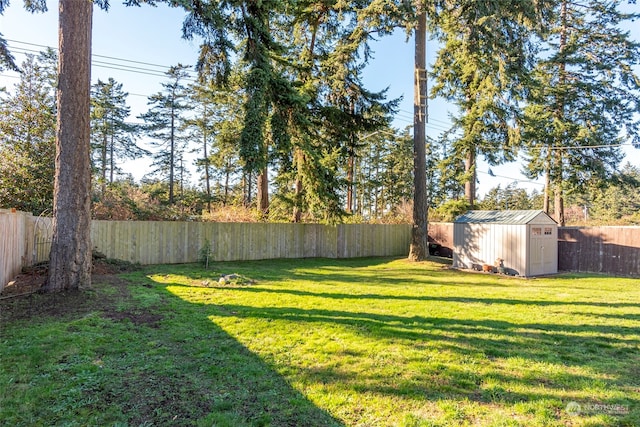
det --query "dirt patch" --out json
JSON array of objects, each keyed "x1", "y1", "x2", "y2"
[
  {"x1": 1, "y1": 264, "x2": 48, "y2": 297},
  {"x1": 102, "y1": 310, "x2": 164, "y2": 328},
  {"x1": 1, "y1": 259, "x2": 138, "y2": 299},
  {"x1": 1, "y1": 286, "x2": 100, "y2": 323},
  {"x1": 0, "y1": 261, "x2": 138, "y2": 323}
]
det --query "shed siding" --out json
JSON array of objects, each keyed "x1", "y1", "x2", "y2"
[
  {"x1": 454, "y1": 223, "x2": 528, "y2": 274},
  {"x1": 453, "y1": 210, "x2": 558, "y2": 277}
]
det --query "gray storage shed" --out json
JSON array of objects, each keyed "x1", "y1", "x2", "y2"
[{"x1": 453, "y1": 210, "x2": 558, "y2": 277}]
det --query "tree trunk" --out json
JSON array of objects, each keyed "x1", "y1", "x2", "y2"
[
  {"x1": 44, "y1": 0, "x2": 93, "y2": 292},
  {"x1": 346, "y1": 153, "x2": 354, "y2": 214},
  {"x1": 543, "y1": 150, "x2": 550, "y2": 213},
  {"x1": 292, "y1": 147, "x2": 304, "y2": 222},
  {"x1": 101, "y1": 130, "x2": 107, "y2": 194},
  {"x1": 554, "y1": 186, "x2": 565, "y2": 226},
  {"x1": 257, "y1": 168, "x2": 269, "y2": 214},
  {"x1": 464, "y1": 148, "x2": 476, "y2": 208},
  {"x1": 223, "y1": 159, "x2": 231, "y2": 206},
  {"x1": 552, "y1": 0, "x2": 568, "y2": 226},
  {"x1": 244, "y1": 171, "x2": 253, "y2": 207},
  {"x1": 293, "y1": 177, "x2": 303, "y2": 223},
  {"x1": 169, "y1": 103, "x2": 175, "y2": 204},
  {"x1": 109, "y1": 128, "x2": 114, "y2": 184},
  {"x1": 203, "y1": 107, "x2": 212, "y2": 213},
  {"x1": 408, "y1": 5, "x2": 429, "y2": 262}
]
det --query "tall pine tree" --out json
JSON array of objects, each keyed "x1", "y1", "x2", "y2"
[
  {"x1": 139, "y1": 64, "x2": 191, "y2": 205},
  {"x1": 430, "y1": 0, "x2": 543, "y2": 207},
  {"x1": 521, "y1": 0, "x2": 640, "y2": 225},
  {"x1": 0, "y1": 52, "x2": 57, "y2": 214},
  {"x1": 90, "y1": 77, "x2": 146, "y2": 193}
]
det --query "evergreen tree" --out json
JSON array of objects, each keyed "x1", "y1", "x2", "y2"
[
  {"x1": 139, "y1": 64, "x2": 191, "y2": 205},
  {"x1": 586, "y1": 163, "x2": 640, "y2": 223},
  {"x1": 205, "y1": 71, "x2": 246, "y2": 206},
  {"x1": 45, "y1": 0, "x2": 98, "y2": 292},
  {"x1": 430, "y1": 0, "x2": 542, "y2": 207},
  {"x1": 269, "y1": 0, "x2": 404, "y2": 222},
  {"x1": 478, "y1": 183, "x2": 540, "y2": 210},
  {"x1": 430, "y1": 131, "x2": 465, "y2": 207},
  {"x1": 0, "y1": 52, "x2": 56, "y2": 214},
  {"x1": 185, "y1": 81, "x2": 217, "y2": 213},
  {"x1": 90, "y1": 77, "x2": 146, "y2": 193},
  {"x1": 0, "y1": 0, "x2": 22, "y2": 72},
  {"x1": 360, "y1": 128, "x2": 414, "y2": 219},
  {"x1": 175, "y1": 0, "x2": 413, "y2": 222},
  {"x1": 521, "y1": 0, "x2": 640, "y2": 225}
]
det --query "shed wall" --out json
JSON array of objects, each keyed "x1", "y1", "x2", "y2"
[
  {"x1": 453, "y1": 223, "x2": 528, "y2": 275},
  {"x1": 454, "y1": 216, "x2": 558, "y2": 277}
]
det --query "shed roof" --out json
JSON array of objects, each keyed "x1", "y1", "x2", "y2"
[{"x1": 454, "y1": 210, "x2": 556, "y2": 225}]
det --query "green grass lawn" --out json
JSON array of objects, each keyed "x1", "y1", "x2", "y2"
[{"x1": 1, "y1": 257, "x2": 639, "y2": 426}]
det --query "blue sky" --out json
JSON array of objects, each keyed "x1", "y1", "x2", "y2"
[{"x1": 1, "y1": 2, "x2": 638, "y2": 197}]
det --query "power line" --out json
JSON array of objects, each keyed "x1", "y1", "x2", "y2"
[
  {"x1": 0, "y1": 73, "x2": 20, "y2": 80},
  {"x1": 6, "y1": 45, "x2": 197, "y2": 81},
  {"x1": 6, "y1": 39, "x2": 198, "y2": 76},
  {"x1": 398, "y1": 108, "x2": 452, "y2": 127},
  {"x1": 529, "y1": 143, "x2": 633, "y2": 151},
  {"x1": 4, "y1": 40, "x2": 201, "y2": 88},
  {"x1": 477, "y1": 169, "x2": 545, "y2": 187}
]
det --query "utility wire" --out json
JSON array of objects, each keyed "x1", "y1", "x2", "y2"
[
  {"x1": 5, "y1": 40, "x2": 200, "y2": 86},
  {"x1": 477, "y1": 169, "x2": 545, "y2": 187},
  {"x1": 6, "y1": 39, "x2": 198, "y2": 76}
]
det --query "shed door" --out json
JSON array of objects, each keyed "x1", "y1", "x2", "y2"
[{"x1": 529, "y1": 226, "x2": 556, "y2": 275}]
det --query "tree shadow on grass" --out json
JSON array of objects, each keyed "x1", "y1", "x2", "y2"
[
  {"x1": 226, "y1": 304, "x2": 636, "y2": 417},
  {"x1": 166, "y1": 286, "x2": 640, "y2": 425},
  {"x1": 109, "y1": 288, "x2": 345, "y2": 426},
  {"x1": 141, "y1": 259, "x2": 640, "y2": 425},
  {"x1": 0, "y1": 276, "x2": 344, "y2": 427},
  {"x1": 200, "y1": 284, "x2": 640, "y2": 309}
]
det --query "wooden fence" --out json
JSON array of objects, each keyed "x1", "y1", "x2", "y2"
[
  {"x1": 89, "y1": 221, "x2": 411, "y2": 264},
  {"x1": 0, "y1": 209, "x2": 29, "y2": 291},
  {"x1": 5, "y1": 214, "x2": 638, "y2": 291},
  {"x1": 1, "y1": 213, "x2": 412, "y2": 290},
  {"x1": 558, "y1": 227, "x2": 640, "y2": 277}
]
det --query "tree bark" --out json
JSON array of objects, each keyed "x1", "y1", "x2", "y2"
[
  {"x1": 169, "y1": 102, "x2": 175, "y2": 204},
  {"x1": 257, "y1": 168, "x2": 269, "y2": 214},
  {"x1": 109, "y1": 129, "x2": 114, "y2": 184},
  {"x1": 101, "y1": 130, "x2": 107, "y2": 194},
  {"x1": 552, "y1": 0, "x2": 568, "y2": 225},
  {"x1": 408, "y1": 5, "x2": 429, "y2": 262},
  {"x1": 44, "y1": 0, "x2": 93, "y2": 292},
  {"x1": 464, "y1": 148, "x2": 476, "y2": 208},
  {"x1": 292, "y1": 177, "x2": 303, "y2": 223},
  {"x1": 202, "y1": 107, "x2": 212, "y2": 213},
  {"x1": 346, "y1": 153, "x2": 355, "y2": 214},
  {"x1": 292, "y1": 148, "x2": 304, "y2": 223},
  {"x1": 543, "y1": 150, "x2": 551, "y2": 213},
  {"x1": 554, "y1": 186, "x2": 565, "y2": 226}
]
